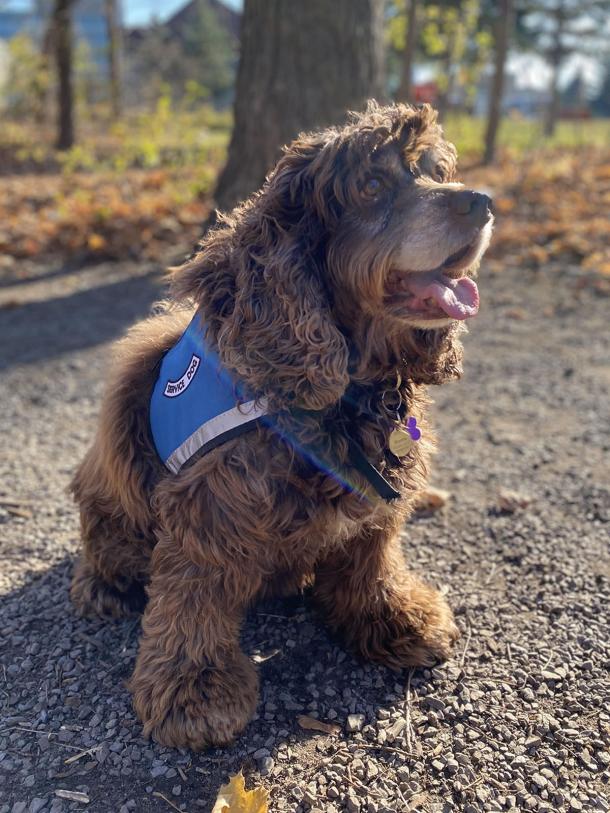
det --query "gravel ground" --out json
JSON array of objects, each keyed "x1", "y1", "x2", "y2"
[{"x1": 0, "y1": 257, "x2": 608, "y2": 813}]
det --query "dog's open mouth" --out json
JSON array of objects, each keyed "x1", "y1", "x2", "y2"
[{"x1": 386, "y1": 236, "x2": 483, "y2": 321}]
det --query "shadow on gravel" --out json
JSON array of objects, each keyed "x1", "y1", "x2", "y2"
[
  {"x1": 0, "y1": 271, "x2": 162, "y2": 371},
  {"x1": 0, "y1": 261, "x2": 103, "y2": 291},
  {"x1": 0, "y1": 556, "x2": 409, "y2": 811}
]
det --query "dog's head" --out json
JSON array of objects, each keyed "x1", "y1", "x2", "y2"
[{"x1": 175, "y1": 102, "x2": 493, "y2": 410}]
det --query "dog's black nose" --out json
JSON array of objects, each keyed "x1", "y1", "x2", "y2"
[{"x1": 449, "y1": 190, "x2": 492, "y2": 226}]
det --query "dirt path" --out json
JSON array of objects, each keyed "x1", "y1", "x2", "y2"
[{"x1": 0, "y1": 259, "x2": 608, "y2": 813}]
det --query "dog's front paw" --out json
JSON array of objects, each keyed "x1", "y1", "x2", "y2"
[
  {"x1": 129, "y1": 651, "x2": 259, "y2": 750},
  {"x1": 355, "y1": 583, "x2": 460, "y2": 670},
  {"x1": 71, "y1": 558, "x2": 146, "y2": 619}
]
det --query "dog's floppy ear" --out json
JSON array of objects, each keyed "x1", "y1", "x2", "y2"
[{"x1": 175, "y1": 136, "x2": 350, "y2": 412}]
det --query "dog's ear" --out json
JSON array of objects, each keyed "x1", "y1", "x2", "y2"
[
  {"x1": 174, "y1": 135, "x2": 350, "y2": 412},
  {"x1": 266, "y1": 133, "x2": 344, "y2": 229},
  {"x1": 221, "y1": 137, "x2": 349, "y2": 410}
]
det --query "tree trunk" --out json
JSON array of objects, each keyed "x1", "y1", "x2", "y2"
[
  {"x1": 483, "y1": 0, "x2": 514, "y2": 165},
  {"x1": 53, "y1": 0, "x2": 75, "y2": 150},
  {"x1": 212, "y1": 0, "x2": 386, "y2": 215},
  {"x1": 544, "y1": 59, "x2": 561, "y2": 137},
  {"x1": 543, "y1": 2, "x2": 565, "y2": 138},
  {"x1": 436, "y1": 49, "x2": 454, "y2": 121},
  {"x1": 396, "y1": 0, "x2": 418, "y2": 103},
  {"x1": 104, "y1": 0, "x2": 122, "y2": 119}
]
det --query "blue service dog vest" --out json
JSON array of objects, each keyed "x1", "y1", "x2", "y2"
[
  {"x1": 150, "y1": 314, "x2": 268, "y2": 474},
  {"x1": 149, "y1": 314, "x2": 401, "y2": 501}
]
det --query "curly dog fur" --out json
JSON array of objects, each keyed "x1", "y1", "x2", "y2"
[{"x1": 71, "y1": 102, "x2": 493, "y2": 750}]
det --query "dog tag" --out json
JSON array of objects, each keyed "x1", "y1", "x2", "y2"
[{"x1": 388, "y1": 427, "x2": 414, "y2": 457}]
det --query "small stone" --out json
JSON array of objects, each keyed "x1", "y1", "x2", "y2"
[
  {"x1": 29, "y1": 801, "x2": 46, "y2": 813},
  {"x1": 346, "y1": 714, "x2": 365, "y2": 733},
  {"x1": 253, "y1": 748, "x2": 270, "y2": 759},
  {"x1": 541, "y1": 670, "x2": 563, "y2": 681},
  {"x1": 171, "y1": 785, "x2": 181, "y2": 797},
  {"x1": 346, "y1": 795, "x2": 360, "y2": 813},
  {"x1": 532, "y1": 773, "x2": 547, "y2": 788},
  {"x1": 260, "y1": 756, "x2": 274, "y2": 773}
]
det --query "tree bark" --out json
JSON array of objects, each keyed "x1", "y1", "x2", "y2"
[
  {"x1": 436, "y1": 49, "x2": 454, "y2": 121},
  {"x1": 483, "y1": 0, "x2": 514, "y2": 165},
  {"x1": 544, "y1": 58, "x2": 561, "y2": 137},
  {"x1": 53, "y1": 0, "x2": 75, "y2": 150},
  {"x1": 396, "y1": 0, "x2": 418, "y2": 103},
  {"x1": 104, "y1": 0, "x2": 122, "y2": 119},
  {"x1": 543, "y1": 0, "x2": 565, "y2": 138},
  {"x1": 212, "y1": 0, "x2": 386, "y2": 215}
]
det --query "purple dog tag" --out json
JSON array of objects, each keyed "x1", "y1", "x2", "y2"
[{"x1": 406, "y1": 416, "x2": 421, "y2": 441}]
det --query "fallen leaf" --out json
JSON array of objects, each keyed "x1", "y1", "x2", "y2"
[
  {"x1": 55, "y1": 790, "x2": 90, "y2": 803},
  {"x1": 87, "y1": 232, "x2": 106, "y2": 250},
  {"x1": 211, "y1": 771, "x2": 268, "y2": 813},
  {"x1": 251, "y1": 648, "x2": 281, "y2": 664},
  {"x1": 497, "y1": 488, "x2": 531, "y2": 513},
  {"x1": 297, "y1": 714, "x2": 342, "y2": 736},
  {"x1": 505, "y1": 307, "x2": 526, "y2": 320},
  {"x1": 414, "y1": 486, "x2": 451, "y2": 511}
]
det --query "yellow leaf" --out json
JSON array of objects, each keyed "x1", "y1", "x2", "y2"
[
  {"x1": 87, "y1": 233, "x2": 106, "y2": 250},
  {"x1": 414, "y1": 486, "x2": 451, "y2": 512},
  {"x1": 211, "y1": 771, "x2": 268, "y2": 813},
  {"x1": 297, "y1": 714, "x2": 342, "y2": 736}
]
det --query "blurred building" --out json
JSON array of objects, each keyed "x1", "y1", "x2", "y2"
[
  {"x1": 474, "y1": 72, "x2": 551, "y2": 118},
  {"x1": 125, "y1": 0, "x2": 240, "y2": 107}
]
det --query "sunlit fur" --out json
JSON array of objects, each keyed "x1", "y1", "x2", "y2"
[{"x1": 69, "y1": 102, "x2": 493, "y2": 750}]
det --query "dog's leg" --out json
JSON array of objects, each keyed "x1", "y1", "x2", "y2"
[
  {"x1": 70, "y1": 506, "x2": 151, "y2": 620},
  {"x1": 128, "y1": 530, "x2": 260, "y2": 750},
  {"x1": 313, "y1": 521, "x2": 459, "y2": 669}
]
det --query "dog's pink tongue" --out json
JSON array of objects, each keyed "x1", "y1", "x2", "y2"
[{"x1": 405, "y1": 271, "x2": 480, "y2": 320}]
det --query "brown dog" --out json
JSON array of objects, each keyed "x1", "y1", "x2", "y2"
[{"x1": 71, "y1": 102, "x2": 493, "y2": 750}]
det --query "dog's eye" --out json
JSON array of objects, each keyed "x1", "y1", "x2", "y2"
[{"x1": 361, "y1": 177, "x2": 383, "y2": 199}]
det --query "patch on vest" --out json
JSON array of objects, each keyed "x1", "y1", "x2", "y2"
[{"x1": 163, "y1": 354, "x2": 200, "y2": 398}]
